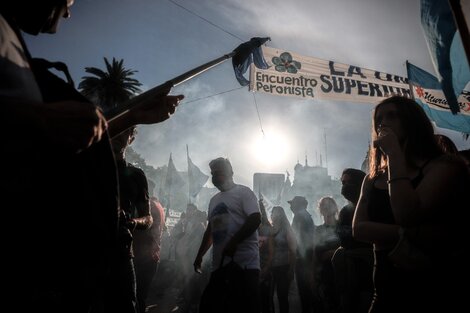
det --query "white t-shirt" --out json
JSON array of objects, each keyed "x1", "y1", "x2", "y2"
[
  {"x1": 0, "y1": 14, "x2": 42, "y2": 102},
  {"x1": 208, "y1": 184, "x2": 260, "y2": 271}
]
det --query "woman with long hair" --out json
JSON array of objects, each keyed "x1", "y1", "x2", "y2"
[{"x1": 352, "y1": 95, "x2": 469, "y2": 313}]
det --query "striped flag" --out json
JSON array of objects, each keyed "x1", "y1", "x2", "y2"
[
  {"x1": 406, "y1": 61, "x2": 470, "y2": 133},
  {"x1": 420, "y1": 0, "x2": 470, "y2": 113},
  {"x1": 232, "y1": 37, "x2": 270, "y2": 86}
]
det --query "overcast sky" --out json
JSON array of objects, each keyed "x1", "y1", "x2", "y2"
[{"x1": 26, "y1": 0, "x2": 470, "y2": 187}]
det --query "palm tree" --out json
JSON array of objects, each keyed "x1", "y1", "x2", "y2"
[{"x1": 78, "y1": 57, "x2": 142, "y2": 111}]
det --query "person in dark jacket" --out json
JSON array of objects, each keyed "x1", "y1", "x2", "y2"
[{"x1": 0, "y1": 2, "x2": 182, "y2": 312}]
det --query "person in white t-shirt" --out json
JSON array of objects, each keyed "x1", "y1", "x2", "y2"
[{"x1": 194, "y1": 157, "x2": 261, "y2": 313}]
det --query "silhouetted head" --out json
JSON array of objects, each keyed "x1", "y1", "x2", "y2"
[
  {"x1": 318, "y1": 196, "x2": 338, "y2": 218},
  {"x1": 435, "y1": 134, "x2": 458, "y2": 154},
  {"x1": 369, "y1": 95, "x2": 441, "y2": 177},
  {"x1": 209, "y1": 157, "x2": 234, "y2": 191},
  {"x1": 459, "y1": 149, "x2": 470, "y2": 168},
  {"x1": 288, "y1": 196, "x2": 308, "y2": 213},
  {"x1": 111, "y1": 126, "x2": 137, "y2": 160},
  {"x1": 340, "y1": 168, "x2": 366, "y2": 204},
  {"x1": 1, "y1": 0, "x2": 74, "y2": 35},
  {"x1": 271, "y1": 206, "x2": 289, "y2": 229}
]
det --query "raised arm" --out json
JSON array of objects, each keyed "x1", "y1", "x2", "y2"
[{"x1": 107, "y1": 86, "x2": 183, "y2": 138}]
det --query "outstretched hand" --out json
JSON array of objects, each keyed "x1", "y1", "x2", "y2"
[{"x1": 131, "y1": 85, "x2": 184, "y2": 125}]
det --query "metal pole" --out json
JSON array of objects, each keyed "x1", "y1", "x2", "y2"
[{"x1": 106, "y1": 52, "x2": 236, "y2": 123}]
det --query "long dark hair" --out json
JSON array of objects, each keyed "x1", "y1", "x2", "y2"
[{"x1": 369, "y1": 96, "x2": 442, "y2": 177}]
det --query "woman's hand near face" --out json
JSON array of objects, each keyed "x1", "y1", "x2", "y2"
[{"x1": 374, "y1": 126, "x2": 402, "y2": 157}]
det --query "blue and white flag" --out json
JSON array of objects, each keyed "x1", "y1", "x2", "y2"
[
  {"x1": 187, "y1": 147, "x2": 209, "y2": 199},
  {"x1": 420, "y1": 0, "x2": 470, "y2": 113},
  {"x1": 232, "y1": 37, "x2": 270, "y2": 86},
  {"x1": 407, "y1": 61, "x2": 470, "y2": 134}
]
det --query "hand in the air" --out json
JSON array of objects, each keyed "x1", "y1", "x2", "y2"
[{"x1": 132, "y1": 85, "x2": 184, "y2": 125}]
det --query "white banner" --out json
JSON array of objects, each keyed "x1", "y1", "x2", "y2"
[{"x1": 250, "y1": 46, "x2": 410, "y2": 103}]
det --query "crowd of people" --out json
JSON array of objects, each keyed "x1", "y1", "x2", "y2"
[{"x1": 2, "y1": 1, "x2": 469, "y2": 313}]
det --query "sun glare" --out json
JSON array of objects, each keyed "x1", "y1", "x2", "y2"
[{"x1": 251, "y1": 130, "x2": 291, "y2": 167}]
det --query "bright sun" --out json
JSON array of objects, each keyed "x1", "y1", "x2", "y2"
[{"x1": 251, "y1": 130, "x2": 291, "y2": 167}]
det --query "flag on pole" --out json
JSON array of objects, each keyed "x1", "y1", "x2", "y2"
[
  {"x1": 165, "y1": 153, "x2": 185, "y2": 190},
  {"x1": 260, "y1": 192, "x2": 275, "y2": 218},
  {"x1": 232, "y1": 37, "x2": 271, "y2": 86},
  {"x1": 186, "y1": 145, "x2": 209, "y2": 200},
  {"x1": 420, "y1": 0, "x2": 470, "y2": 113},
  {"x1": 406, "y1": 61, "x2": 470, "y2": 133},
  {"x1": 162, "y1": 153, "x2": 185, "y2": 209}
]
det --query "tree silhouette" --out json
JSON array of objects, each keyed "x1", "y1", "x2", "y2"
[{"x1": 78, "y1": 57, "x2": 142, "y2": 111}]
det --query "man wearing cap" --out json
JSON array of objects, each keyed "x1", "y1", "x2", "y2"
[{"x1": 289, "y1": 196, "x2": 315, "y2": 313}]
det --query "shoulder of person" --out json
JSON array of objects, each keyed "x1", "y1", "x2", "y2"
[
  {"x1": 358, "y1": 173, "x2": 377, "y2": 196},
  {"x1": 339, "y1": 204, "x2": 354, "y2": 216},
  {"x1": 431, "y1": 153, "x2": 466, "y2": 166},
  {"x1": 426, "y1": 154, "x2": 468, "y2": 176},
  {"x1": 126, "y1": 162, "x2": 144, "y2": 173},
  {"x1": 236, "y1": 184, "x2": 257, "y2": 195},
  {"x1": 234, "y1": 184, "x2": 250, "y2": 191},
  {"x1": 341, "y1": 203, "x2": 354, "y2": 211},
  {"x1": 127, "y1": 164, "x2": 148, "y2": 182},
  {"x1": 363, "y1": 173, "x2": 374, "y2": 183},
  {"x1": 302, "y1": 211, "x2": 314, "y2": 225}
]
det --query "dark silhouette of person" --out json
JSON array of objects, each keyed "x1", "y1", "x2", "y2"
[
  {"x1": 332, "y1": 168, "x2": 373, "y2": 313},
  {"x1": 133, "y1": 195, "x2": 165, "y2": 313},
  {"x1": 109, "y1": 126, "x2": 153, "y2": 313},
  {"x1": 258, "y1": 199, "x2": 274, "y2": 313},
  {"x1": 314, "y1": 196, "x2": 340, "y2": 313},
  {"x1": 435, "y1": 134, "x2": 459, "y2": 154},
  {"x1": 0, "y1": 2, "x2": 183, "y2": 312},
  {"x1": 353, "y1": 96, "x2": 469, "y2": 313},
  {"x1": 289, "y1": 196, "x2": 315, "y2": 313}
]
